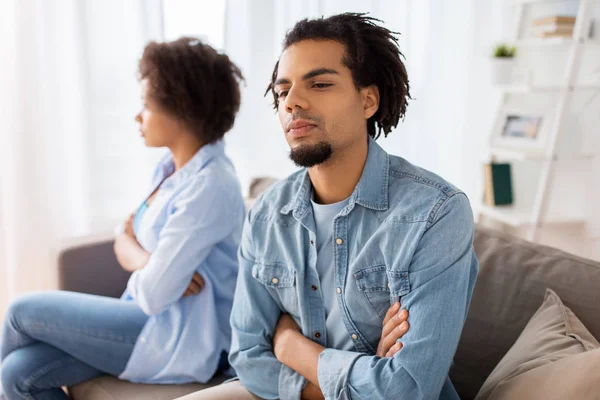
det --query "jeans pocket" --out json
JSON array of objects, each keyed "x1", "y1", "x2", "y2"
[{"x1": 252, "y1": 262, "x2": 299, "y2": 316}]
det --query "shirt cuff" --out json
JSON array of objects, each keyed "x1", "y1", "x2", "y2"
[
  {"x1": 317, "y1": 349, "x2": 362, "y2": 400},
  {"x1": 278, "y1": 364, "x2": 306, "y2": 400}
]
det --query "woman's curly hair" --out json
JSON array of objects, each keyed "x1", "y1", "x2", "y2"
[{"x1": 139, "y1": 37, "x2": 244, "y2": 143}]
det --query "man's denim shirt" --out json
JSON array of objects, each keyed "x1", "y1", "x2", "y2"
[{"x1": 229, "y1": 137, "x2": 479, "y2": 400}]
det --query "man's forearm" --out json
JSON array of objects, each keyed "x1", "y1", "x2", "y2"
[
  {"x1": 278, "y1": 330, "x2": 325, "y2": 391},
  {"x1": 114, "y1": 233, "x2": 150, "y2": 272}
]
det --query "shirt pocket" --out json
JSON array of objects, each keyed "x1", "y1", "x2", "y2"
[
  {"x1": 354, "y1": 265, "x2": 410, "y2": 320},
  {"x1": 252, "y1": 262, "x2": 300, "y2": 317}
]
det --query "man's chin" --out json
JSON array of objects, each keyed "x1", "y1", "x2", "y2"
[{"x1": 289, "y1": 142, "x2": 333, "y2": 168}]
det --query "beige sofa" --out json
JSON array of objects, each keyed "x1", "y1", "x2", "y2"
[{"x1": 58, "y1": 223, "x2": 600, "y2": 399}]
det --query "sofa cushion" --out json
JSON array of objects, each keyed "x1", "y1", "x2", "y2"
[
  {"x1": 69, "y1": 374, "x2": 227, "y2": 400},
  {"x1": 481, "y1": 348, "x2": 600, "y2": 400},
  {"x1": 450, "y1": 225, "x2": 600, "y2": 399},
  {"x1": 474, "y1": 289, "x2": 600, "y2": 399}
]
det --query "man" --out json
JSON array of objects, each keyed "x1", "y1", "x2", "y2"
[{"x1": 180, "y1": 12, "x2": 478, "y2": 400}]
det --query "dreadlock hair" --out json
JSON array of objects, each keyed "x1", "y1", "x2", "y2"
[{"x1": 265, "y1": 13, "x2": 411, "y2": 140}]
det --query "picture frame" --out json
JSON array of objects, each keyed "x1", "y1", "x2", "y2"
[{"x1": 490, "y1": 107, "x2": 548, "y2": 152}]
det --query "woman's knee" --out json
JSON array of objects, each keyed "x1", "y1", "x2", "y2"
[
  {"x1": 1, "y1": 347, "x2": 35, "y2": 397},
  {"x1": 1, "y1": 343, "x2": 73, "y2": 398},
  {"x1": 4, "y1": 292, "x2": 58, "y2": 332}
]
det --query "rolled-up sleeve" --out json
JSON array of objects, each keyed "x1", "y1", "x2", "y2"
[
  {"x1": 126, "y1": 179, "x2": 239, "y2": 316},
  {"x1": 228, "y1": 210, "x2": 286, "y2": 400},
  {"x1": 318, "y1": 193, "x2": 479, "y2": 400}
]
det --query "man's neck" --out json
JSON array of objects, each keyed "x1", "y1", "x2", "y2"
[{"x1": 308, "y1": 137, "x2": 368, "y2": 205}]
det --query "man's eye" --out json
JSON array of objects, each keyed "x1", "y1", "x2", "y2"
[
  {"x1": 313, "y1": 83, "x2": 332, "y2": 89},
  {"x1": 277, "y1": 91, "x2": 289, "y2": 98}
]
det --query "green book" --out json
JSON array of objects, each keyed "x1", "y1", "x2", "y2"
[{"x1": 484, "y1": 163, "x2": 513, "y2": 206}]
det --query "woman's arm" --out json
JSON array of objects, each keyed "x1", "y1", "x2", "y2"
[
  {"x1": 114, "y1": 232, "x2": 151, "y2": 273},
  {"x1": 114, "y1": 214, "x2": 205, "y2": 296},
  {"x1": 125, "y1": 181, "x2": 243, "y2": 315}
]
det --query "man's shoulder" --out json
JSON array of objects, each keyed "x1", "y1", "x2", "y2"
[
  {"x1": 388, "y1": 155, "x2": 460, "y2": 195},
  {"x1": 386, "y1": 155, "x2": 470, "y2": 224},
  {"x1": 246, "y1": 170, "x2": 304, "y2": 222}
]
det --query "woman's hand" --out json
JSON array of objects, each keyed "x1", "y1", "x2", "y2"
[
  {"x1": 182, "y1": 273, "x2": 205, "y2": 297},
  {"x1": 124, "y1": 213, "x2": 136, "y2": 237}
]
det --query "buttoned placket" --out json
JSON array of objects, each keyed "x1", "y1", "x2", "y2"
[
  {"x1": 333, "y1": 201, "x2": 377, "y2": 354},
  {"x1": 294, "y1": 205, "x2": 328, "y2": 348}
]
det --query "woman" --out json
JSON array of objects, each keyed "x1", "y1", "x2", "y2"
[{"x1": 0, "y1": 37, "x2": 245, "y2": 399}]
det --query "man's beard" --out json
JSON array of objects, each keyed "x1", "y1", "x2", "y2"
[{"x1": 289, "y1": 141, "x2": 333, "y2": 168}]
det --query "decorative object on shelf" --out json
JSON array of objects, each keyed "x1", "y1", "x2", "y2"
[
  {"x1": 490, "y1": 107, "x2": 547, "y2": 152},
  {"x1": 491, "y1": 44, "x2": 517, "y2": 85},
  {"x1": 502, "y1": 114, "x2": 542, "y2": 139},
  {"x1": 532, "y1": 15, "x2": 576, "y2": 38},
  {"x1": 483, "y1": 162, "x2": 514, "y2": 206}
]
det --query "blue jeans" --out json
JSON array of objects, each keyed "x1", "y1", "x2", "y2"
[{"x1": 0, "y1": 291, "x2": 149, "y2": 400}]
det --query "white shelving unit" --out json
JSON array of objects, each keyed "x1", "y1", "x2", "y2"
[{"x1": 477, "y1": 0, "x2": 599, "y2": 241}]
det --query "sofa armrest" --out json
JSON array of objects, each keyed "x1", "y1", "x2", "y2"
[{"x1": 57, "y1": 236, "x2": 131, "y2": 298}]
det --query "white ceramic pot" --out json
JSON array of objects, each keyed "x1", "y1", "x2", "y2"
[{"x1": 491, "y1": 58, "x2": 514, "y2": 85}]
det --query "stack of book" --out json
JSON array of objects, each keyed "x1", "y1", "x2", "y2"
[
  {"x1": 532, "y1": 15, "x2": 576, "y2": 38},
  {"x1": 483, "y1": 162, "x2": 513, "y2": 207}
]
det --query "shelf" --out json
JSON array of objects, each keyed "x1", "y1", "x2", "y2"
[
  {"x1": 498, "y1": 83, "x2": 600, "y2": 93},
  {"x1": 490, "y1": 148, "x2": 595, "y2": 161},
  {"x1": 516, "y1": 37, "x2": 573, "y2": 46},
  {"x1": 515, "y1": 37, "x2": 600, "y2": 47},
  {"x1": 476, "y1": 204, "x2": 533, "y2": 227},
  {"x1": 475, "y1": 203, "x2": 586, "y2": 227},
  {"x1": 513, "y1": 0, "x2": 579, "y2": 4}
]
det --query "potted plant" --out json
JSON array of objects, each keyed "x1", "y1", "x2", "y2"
[{"x1": 491, "y1": 44, "x2": 516, "y2": 85}]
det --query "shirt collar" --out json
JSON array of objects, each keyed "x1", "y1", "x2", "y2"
[
  {"x1": 159, "y1": 140, "x2": 225, "y2": 189},
  {"x1": 280, "y1": 136, "x2": 390, "y2": 216}
]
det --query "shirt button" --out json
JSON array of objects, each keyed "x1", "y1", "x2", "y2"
[
  {"x1": 336, "y1": 287, "x2": 342, "y2": 294},
  {"x1": 351, "y1": 334, "x2": 358, "y2": 340},
  {"x1": 336, "y1": 238, "x2": 343, "y2": 245},
  {"x1": 312, "y1": 285, "x2": 318, "y2": 291},
  {"x1": 310, "y1": 240, "x2": 314, "y2": 245},
  {"x1": 387, "y1": 283, "x2": 391, "y2": 289},
  {"x1": 314, "y1": 332, "x2": 321, "y2": 338},
  {"x1": 272, "y1": 277, "x2": 279, "y2": 284}
]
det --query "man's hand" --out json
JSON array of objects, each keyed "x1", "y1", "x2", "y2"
[
  {"x1": 273, "y1": 313, "x2": 302, "y2": 361},
  {"x1": 302, "y1": 382, "x2": 325, "y2": 400},
  {"x1": 376, "y1": 302, "x2": 409, "y2": 358},
  {"x1": 182, "y1": 272, "x2": 205, "y2": 297}
]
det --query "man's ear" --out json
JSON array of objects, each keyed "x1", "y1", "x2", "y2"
[{"x1": 362, "y1": 85, "x2": 380, "y2": 119}]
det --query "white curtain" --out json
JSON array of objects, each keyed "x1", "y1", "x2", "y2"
[
  {"x1": 222, "y1": 0, "x2": 510, "y2": 202},
  {"x1": 0, "y1": 0, "x2": 164, "y2": 317}
]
